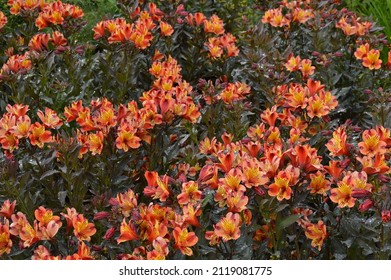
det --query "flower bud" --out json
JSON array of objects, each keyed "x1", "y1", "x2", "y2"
[
  {"x1": 104, "y1": 227, "x2": 116, "y2": 240},
  {"x1": 381, "y1": 210, "x2": 391, "y2": 223},
  {"x1": 358, "y1": 199, "x2": 373, "y2": 212},
  {"x1": 94, "y1": 211, "x2": 109, "y2": 220}
]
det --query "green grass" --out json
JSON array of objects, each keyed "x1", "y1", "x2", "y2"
[
  {"x1": 65, "y1": 0, "x2": 118, "y2": 42},
  {"x1": 346, "y1": 0, "x2": 391, "y2": 40}
]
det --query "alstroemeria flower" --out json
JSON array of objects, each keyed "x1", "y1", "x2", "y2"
[{"x1": 214, "y1": 212, "x2": 242, "y2": 241}]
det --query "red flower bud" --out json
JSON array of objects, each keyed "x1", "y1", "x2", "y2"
[
  {"x1": 381, "y1": 210, "x2": 391, "y2": 223},
  {"x1": 94, "y1": 211, "x2": 109, "y2": 220},
  {"x1": 254, "y1": 186, "x2": 265, "y2": 196},
  {"x1": 379, "y1": 175, "x2": 390, "y2": 183},
  {"x1": 104, "y1": 227, "x2": 116, "y2": 240},
  {"x1": 340, "y1": 158, "x2": 351, "y2": 168},
  {"x1": 358, "y1": 199, "x2": 373, "y2": 212},
  {"x1": 352, "y1": 189, "x2": 370, "y2": 198}
]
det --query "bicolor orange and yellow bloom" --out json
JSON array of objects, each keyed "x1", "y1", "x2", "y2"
[
  {"x1": 72, "y1": 214, "x2": 96, "y2": 242},
  {"x1": 305, "y1": 220, "x2": 327, "y2": 251},
  {"x1": 117, "y1": 218, "x2": 139, "y2": 244},
  {"x1": 330, "y1": 180, "x2": 356, "y2": 208},
  {"x1": 213, "y1": 212, "x2": 242, "y2": 241},
  {"x1": 358, "y1": 129, "x2": 387, "y2": 157},
  {"x1": 0, "y1": 220, "x2": 12, "y2": 256},
  {"x1": 173, "y1": 226, "x2": 198, "y2": 256}
]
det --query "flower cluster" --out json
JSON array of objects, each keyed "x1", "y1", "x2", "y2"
[
  {"x1": 28, "y1": 31, "x2": 67, "y2": 52},
  {"x1": 0, "y1": 53, "x2": 31, "y2": 76},
  {"x1": 0, "y1": 55, "x2": 200, "y2": 158},
  {"x1": 35, "y1": 1, "x2": 84, "y2": 30},
  {"x1": 7, "y1": 0, "x2": 45, "y2": 15},
  {"x1": 285, "y1": 55, "x2": 315, "y2": 79},
  {"x1": 261, "y1": 1, "x2": 314, "y2": 28},
  {"x1": 354, "y1": 43, "x2": 382, "y2": 70},
  {"x1": 336, "y1": 14, "x2": 372, "y2": 36}
]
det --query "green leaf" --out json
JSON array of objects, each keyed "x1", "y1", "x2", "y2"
[
  {"x1": 276, "y1": 214, "x2": 301, "y2": 232},
  {"x1": 58, "y1": 191, "x2": 67, "y2": 207},
  {"x1": 40, "y1": 170, "x2": 60, "y2": 180}
]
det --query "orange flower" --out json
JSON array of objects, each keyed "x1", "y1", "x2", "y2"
[
  {"x1": 116, "y1": 125, "x2": 141, "y2": 151},
  {"x1": 72, "y1": 214, "x2": 96, "y2": 242},
  {"x1": 206, "y1": 37, "x2": 223, "y2": 59},
  {"x1": 173, "y1": 227, "x2": 198, "y2": 256},
  {"x1": 362, "y1": 49, "x2": 382, "y2": 70},
  {"x1": 61, "y1": 207, "x2": 78, "y2": 233},
  {"x1": 308, "y1": 171, "x2": 331, "y2": 195},
  {"x1": 66, "y1": 241, "x2": 94, "y2": 260},
  {"x1": 11, "y1": 115, "x2": 31, "y2": 139},
  {"x1": 37, "y1": 219, "x2": 62, "y2": 240},
  {"x1": 34, "y1": 206, "x2": 62, "y2": 240},
  {"x1": 152, "y1": 236, "x2": 169, "y2": 257},
  {"x1": 241, "y1": 158, "x2": 269, "y2": 188},
  {"x1": 387, "y1": 50, "x2": 391, "y2": 69},
  {"x1": 0, "y1": 200, "x2": 16, "y2": 219},
  {"x1": 205, "y1": 230, "x2": 221, "y2": 246},
  {"x1": 144, "y1": 174, "x2": 171, "y2": 202},
  {"x1": 324, "y1": 160, "x2": 344, "y2": 181},
  {"x1": 330, "y1": 180, "x2": 355, "y2": 208},
  {"x1": 9, "y1": 212, "x2": 28, "y2": 236},
  {"x1": 358, "y1": 129, "x2": 387, "y2": 157},
  {"x1": 194, "y1": 12, "x2": 206, "y2": 26},
  {"x1": 0, "y1": 11, "x2": 7, "y2": 30},
  {"x1": 285, "y1": 55, "x2": 301, "y2": 72},
  {"x1": 354, "y1": 43, "x2": 370, "y2": 60},
  {"x1": 0, "y1": 220, "x2": 12, "y2": 256},
  {"x1": 214, "y1": 212, "x2": 242, "y2": 241},
  {"x1": 261, "y1": 106, "x2": 279, "y2": 127},
  {"x1": 160, "y1": 21, "x2": 174, "y2": 36},
  {"x1": 253, "y1": 225, "x2": 272, "y2": 248},
  {"x1": 144, "y1": 171, "x2": 158, "y2": 187},
  {"x1": 306, "y1": 95, "x2": 327, "y2": 118},
  {"x1": 325, "y1": 127, "x2": 349, "y2": 157},
  {"x1": 284, "y1": 83, "x2": 307, "y2": 109},
  {"x1": 37, "y1": 107, "x2": 63, "y2": 129},
  {"x1": 183, "y1": 203, "x2": 201, "y2": 228},
  {"x1": 6, "y1": 104, "x2": 29, "y2": 117},
  {"x1": 227, "y1": 191, "x2": 248, "y2": 212},
  {"x1": 28, "y1": 33, "x2": 51, "y2": 52},
  {"x1": 117, "y1": 218, "x2": 139, "y2": 244},
  {"x1": 356, "y1": 155, "x2": 389, "y2": 175},
  {"x1": 19, "y1": 221, "x2": 40, "y2": 248},
  {"x1": 299, "y1": 59, "x2": 315, "y2": 78},
  {"x1": 34, "y1": 206, "x2": 61, "y2": 227},
  {"x1": 247, "y1": 123, "x2": 265, "y2": 140},
  {"x1": 345, "y1": 171, "x2": 372, "y2": 192},
  {"x1": 305, "y1": 220, "x2": 327, "y2": 251},
  {"x1": 177, "y1": 181, "x2": 202, "y2": 205},
  {"x1": 33, "y1": 245, "x2": 60, "y2": 260},
  {"x1": 64, "y1": 100, "x2": 83, "y2": 122},
  {"x1": 292, "y1": 8, "x2": 314, "y2": 23},
  {"x1": 262, "y1": 8, "x2": 289, "y2": 27},
  {"x1": 268, "y1": 167, "x2": 299, "y2": 201},
  {"x1": 29, "y1": 122, "x2": 52, "y2": 148},
  {"x1": 51, "y1": 31, "x2": 67, "y2": 47},
  {"x1": 116, "y1": 189, "x2": 138, "y2": 217},
  {"x1": 217, "y1": 150, "x2": 235, "y2": 173},
  {"x1": 204, "y1": 14, "x2": 224, "y2": 35},
  {"x1": 87, "y1": 131, "x2": 104, "y2": 155},
  {"x1": 219, "y1": 169, "x2": 245, "y2": 193},
  {"x1": 306, "y1": 79, "x2": 324, "y2": 95}
]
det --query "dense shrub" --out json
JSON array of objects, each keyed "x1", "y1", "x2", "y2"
[{"x1": 0, "y1": 0, "x2": 390, "y2": 260}]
